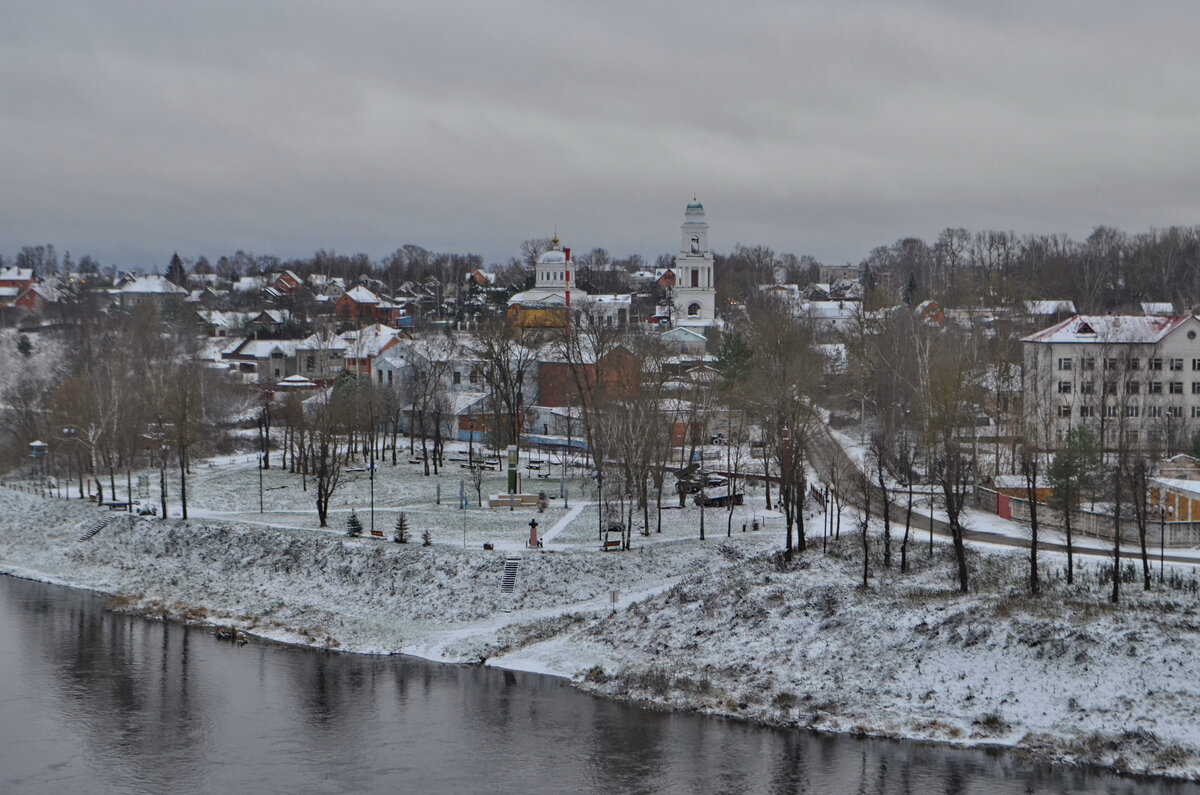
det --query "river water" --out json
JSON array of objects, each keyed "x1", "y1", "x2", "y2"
[{"x1": 0, "y1": 575, "x2": 1193, "y2": 794}]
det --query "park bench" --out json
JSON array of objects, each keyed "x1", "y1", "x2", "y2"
[{"x1": 602, "y1": 539, "x2": 622, "y2": 551}]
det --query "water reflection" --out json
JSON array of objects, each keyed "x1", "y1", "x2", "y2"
[{"x1": 0, "y1": 574, "x2": 1195, "y2": 794}]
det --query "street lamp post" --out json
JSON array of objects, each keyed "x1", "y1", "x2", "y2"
[
  {"x1": 1155, "y1": 501, "x2": 1174, "y2": 582},
  {"x1": 468, "y1": 418, "x2": 475, "y2": 466}
]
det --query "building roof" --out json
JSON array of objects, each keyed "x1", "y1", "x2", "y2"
[
  {"x1": 1023, "y1": 299, "x2": 1076, "y2": 316},
  {"x1": 118, "y1": 275, "x2": 188, "y2": 295},
  {"x1": 1142, "y1": 302, "x2": 1175, "y2": 316},
  {"x1": 343, "y1": 285, "x2": 379, "y2": 304},
  {"x1": 1022, "y1": 314, "x2": 1191, "y2": 345}
]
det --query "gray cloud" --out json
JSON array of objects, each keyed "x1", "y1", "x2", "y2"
[{"x1": 2, "y1": 1, "x2": 1199, "y2": 269}]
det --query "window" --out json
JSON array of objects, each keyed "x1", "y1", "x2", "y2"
[
  {"x1": 305, "y1": 355, "x2": 315, "y2": 370},
  {"x1": 470, "y1": 369, "x2": 481, "y2": 385},
  {"x1": 1058, "y1": 357, "x2": 1073, "y2": 371},
  {"x1": 453, "y1": 371, "x2": 461, "y2": 385},
  {"x1": 1171, "y1": 381, "x2": 1184, "y2": 394},
  {"x1": 1128, "y1": 358, "x2": 1140, "y2": 370},
  {"x1": 378, "y1": 370, "x2": 383, "y2": 384},
  {"x1": 1150, "y1": 358, "x2": 1163, "y2": 371},
  {"x1": 1104, "y1": 405, "x2": 1118, "y2": 418},
  {"x1": 1125, "y1": 430, "x2": 1139, "y2": 443},
  {"x1": 1126, "y1": 381, "x2": 1140, "y2": 394},
  {"x1": 1148, "y1": 406, "x2": 1162, "y2": 418},
  {"x1": 1104, "y1": 382, "x2": 1117, "y2": 395},
  {"x1": 1193, "y1": 382, "x2": 1200, "y2": 395},
  {"x1": 1125, "y1": 405, "x2": 1139, "y2": 418},
  {"x1": 691, "y1": 270, "x2": 700, "y2": 288},
  {"x1": 1150, "y1": 381, "x2": 1163, "y2": 394},
  {"x1": 387, "y1": 370, "x2": 393, "y2": 385},
  {"x1": 1079, "y1": 405, "x2": 1095, "y2": 418},
  {"x1": 1080, "y1": 381, "x2": 1095, "y2": 394},
  {"x1": 1168, "y1": 406, "x2": 1183, "y2": 419},
  {"x1": 1104, "y1": 358, "x2": 1119, "y2": 371},
  {"x1": 687, "y1": 302, "x2": 702, "y2": 317},
  {"x1": 1058, "y1": 405, "x2": 1072, "y2": 418},
  {"x1": 1171, "y1": 358, "x2": 1184, "y2": 371},
  {"x1": 1082, "y1": 357, "x2": 1096, "y2": 371},
  {"x1": 1058, "y1": 381, "x2": 1073, "y2": 394},
  {"x1": 1193, "y1": 358, "x2": 1200, "y2": 371}
]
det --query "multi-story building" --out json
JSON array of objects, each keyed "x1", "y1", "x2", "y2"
[{"x1": 1022, "y1": 314, "x2": 1200, "y2": 450}]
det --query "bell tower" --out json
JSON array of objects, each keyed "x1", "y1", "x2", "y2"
[{"x1": 671, "y1": 198, "x2": 716, "y2": 326}]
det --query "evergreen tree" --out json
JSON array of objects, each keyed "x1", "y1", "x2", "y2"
[
  {"x1": 393, "y1": 512, "x2": 410, "y2": 543},
  {"x1": 16, "y1": 335, "x2": 32, "y2": 358},
  {"x1": 346, "y1": 509, "x2": 363, "y2": 537},
  {"x1": 422, "y1": 528, "x2": 432, "y2": 546},
  {"x1": 166, "y1": 252, "x2": 187, "y2": 286}
]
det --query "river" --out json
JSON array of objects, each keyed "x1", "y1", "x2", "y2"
[{"x1": 0, "y1": 575, "x2": 1192, "y2": 794}]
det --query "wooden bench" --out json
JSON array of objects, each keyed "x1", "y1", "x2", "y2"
[
  {"x1": 370, "y1": 529, "x2": 384, "y2": 538},
  {"x1": 602, "y1": 539, "x2": 622, "y2": 551}
]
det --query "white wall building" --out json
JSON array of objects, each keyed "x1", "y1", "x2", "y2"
[{"x1": 1022, "y1": 314, "x2": 1200, "y2": 450}]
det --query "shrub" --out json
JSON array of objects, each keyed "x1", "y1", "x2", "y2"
[
  {"x1": 346, "y1": 510, "x2": 363, "y2": 538},
  {"x1": 422, "y1": 528, "x2": 432, "y2": 547},
  {"x1": 393, "y1": 512, "x2": 410, "y2": 543}
]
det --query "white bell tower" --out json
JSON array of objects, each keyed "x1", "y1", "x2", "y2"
[{"x1": 671, "y1": 198, "x2": 716, "y2": 326}]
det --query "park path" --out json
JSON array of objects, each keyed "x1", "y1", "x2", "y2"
[{"x1": 541, "y1": 501, "x2": 590, "y2": 545}]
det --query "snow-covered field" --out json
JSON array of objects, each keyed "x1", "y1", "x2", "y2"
[{"x1": 6, "y1": 451, "x2": 1200, "y2": 781}]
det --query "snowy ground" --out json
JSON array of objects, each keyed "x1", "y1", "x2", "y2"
[{"x1": 5, "y1": 449, "x2": 1200, "y2": 780}]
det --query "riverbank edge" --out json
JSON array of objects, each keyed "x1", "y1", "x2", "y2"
[
  {"x1": 3, "y1": 487, "x2": 1199, "y2": 784},
  {"x1": 2, "y1": 567, "x2": 1180, "y2": 789}
]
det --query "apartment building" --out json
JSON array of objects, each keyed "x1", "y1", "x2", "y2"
[{"x1": 1022, "y1": 314, "x2": 1200, "y2": 450}]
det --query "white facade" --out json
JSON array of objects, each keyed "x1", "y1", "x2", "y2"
[
  {"x1": 509, "y1": 237, "x2": 587, "y2": 307},
  {"x1": 670, "y1": 199, "x2": 716, "y2": 327},
  {"x1": 1022, "y1": 314, "x2": 1200, "y2": 449}
]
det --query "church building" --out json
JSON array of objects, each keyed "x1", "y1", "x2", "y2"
[{"x1": 669, "y1": 199, "x2": 717, "y2": 328}]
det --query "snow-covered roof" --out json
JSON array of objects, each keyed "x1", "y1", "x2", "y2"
[
  {"x1": 119, "y1": 275, "x2": 187, "y2": 295},
  {"x1": 1142, "y1": 302, "x2": 1175, "y2": 316},
  {"x1": 1022, "y1": 314, "x2": 1191, "y2": 345},
  {"x1": 233, "y1": 339, "x2": 300, "y2": 359},
  {"x1": 661, "y1": 327, "x2": 707, "y2": 342},
  {"x1": 1023, "y1": 300, "x2": 1076, "y2": 316},
  {"x1": 0, "y1": 267, "x2": 34, "y2": 282},
  {"x1": 343, "y1": 285, "x2": 379, "y2": 304},
  {"x1": 297, "y1": 332, "x2": 349, "y2": 352},
  {"x1": 341, "y1": 323, "x2": 401, "y2": 357}
]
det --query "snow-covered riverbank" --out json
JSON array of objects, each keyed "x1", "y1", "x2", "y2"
[{"x1": 5, "y1": 485, "x2": 1200, "y2": 781}]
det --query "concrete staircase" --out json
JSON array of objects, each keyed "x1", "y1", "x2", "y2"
[{"x1": 500, "y1": 556, "x2": 521, "y2": 594}]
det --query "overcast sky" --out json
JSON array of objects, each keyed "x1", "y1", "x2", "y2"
[{"x1": 3, "y1": 1, "x2": 1200, "y2": 270}]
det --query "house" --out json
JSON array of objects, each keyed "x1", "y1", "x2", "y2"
[
  {"x1": 336, "y1": 285, "x2": 384, "y2": 323},
  {"x1": 294, "y1": 331, "x2": 348, "y2": 384},
  {"x1": 0, "y1": 267, "x2": 35, "y2": 293},
  {"x1": 660, "y1": 326, "x2": 708, "y2": 355},
  {"x1": 195, "y1": 310, "x2": 246, "y2": 338},
  {"x1": 465, "y1": 269, "x2": 497, "y2": 287},
  {"x1": 340, "y1": 323, "x2": 403, "y2": 376},
  {"x1": 14, "y1": 283, "x2": 60, "y2": 315},
  {"x1": 221, "y1": 338, "x2": 300, "y2": 382},
  {"x1": 537, "y1": 347, "x2": 637, "y2": 408},
  {"x1": 272, "y1": 270, "x2": 304, "y2": 294},
  {"x1": 915, "y1": 299, "x2": 945, "y2": 326},
  {"x1": 115, "y1": 275, "x2": 189, "y2": 308}
]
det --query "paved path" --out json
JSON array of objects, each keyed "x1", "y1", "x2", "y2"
[{"x1": 542, "y1": 501, "x2": 590, "y2": 544}]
